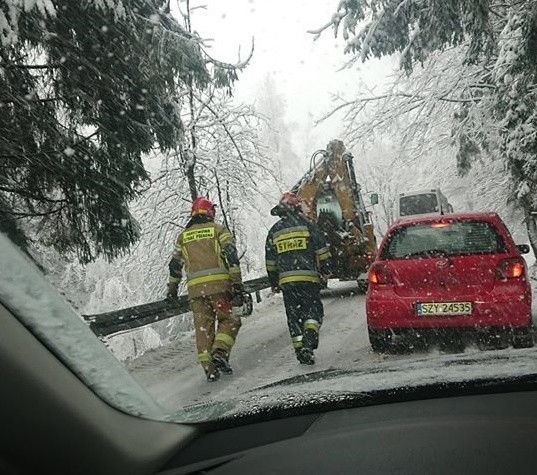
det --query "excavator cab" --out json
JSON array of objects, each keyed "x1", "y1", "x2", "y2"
[
  {"x1": 292, "y1": 140, "x2": 378, "y2": 285},
  {"x1": 316, "y1": 187, "x2": 343, "y2": 227}
]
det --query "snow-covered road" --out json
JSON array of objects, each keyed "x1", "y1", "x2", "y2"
[
  {"x1": 126, "y1": 279, "x2": 537, "y2": 416},
  {"x1": 127, "y1": 281, "x2": 387, "y2": 411}
]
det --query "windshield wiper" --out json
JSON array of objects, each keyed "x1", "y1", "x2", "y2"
[{"x1": 406, "y1": 249, "x2": 449, "y2": 258}]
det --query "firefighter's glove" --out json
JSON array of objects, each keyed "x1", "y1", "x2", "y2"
[
  {"x1": 230, "y1": 293, "x2": 244, "y2": 307},
  {"x1": 166, "y1": 282, "x2": 179, "y2": 302},
  {"x1": 231, "y1": 282, "x2": 245, "y2": 294},
  {"x1": 230, "y1": 283, "x2": 245, "y2": 307}
]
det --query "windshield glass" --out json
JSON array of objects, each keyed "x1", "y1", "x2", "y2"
[
  {"x1": 2, "y1": 0, "x2": 537, "y2": 425},
  {"x1": 383, "y1": 221, "x2": 508, "y2": 259},
  {"x1": 399, "y1": 194, "x2": 439, "y2": 216}
]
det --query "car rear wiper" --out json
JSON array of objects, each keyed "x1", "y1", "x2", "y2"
[{"x1": 405, "y1": 249, "x2": 449, "y2": 258}]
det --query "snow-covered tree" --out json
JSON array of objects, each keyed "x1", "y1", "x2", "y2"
[
  {"x1": 316, "y1": 0, "x2": 537, "y2": 253},
  {"x1": 0, "y1": 0, "x2": 249, "y2": 263},
  {"x1": 491, "y1": 9, "x2": 537, "y2": 254},
  {"x1": 255, "y1": 74, "x2": 305, "y2": 187},
  {"x1": 312, "y1": 0, "x2": 496, "y2": 73},
  {"x1": 49, "y1": 90, "x2": 270, "y2": 316},
  {"x1": 132, "y1": 90, "x2": 270, "y2": 298}
]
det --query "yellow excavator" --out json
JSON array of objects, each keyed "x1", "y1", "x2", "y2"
[{"x1": 292, "y1": 139, "x2": 378, "y2": 287}]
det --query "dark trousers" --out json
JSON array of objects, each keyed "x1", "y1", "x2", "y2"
[{"x1": 281, "y1": 282, "x2": 324, "y2": 351}]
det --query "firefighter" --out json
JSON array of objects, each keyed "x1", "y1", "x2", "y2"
[
  {"x1": 167, "y1": 196, "x2": 245, "y2": 382},
  {"x1": 265, "y1": 192, "x2": 332, "y2": 365}
]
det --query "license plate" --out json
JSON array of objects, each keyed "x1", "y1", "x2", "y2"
[{"x1": 417, "y1": 302, "x2": 472, "y2": 316}]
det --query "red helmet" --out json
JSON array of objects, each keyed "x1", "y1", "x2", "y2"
[
  {"x1": 271, "y1": 191, "x2": 302, "y2": 216},
  {"x1": 279, "y1": 191, "x2": 301, "y2": 207},
  {"x1": 191, "y1": 196, "x2": 216, "y2": 218}
]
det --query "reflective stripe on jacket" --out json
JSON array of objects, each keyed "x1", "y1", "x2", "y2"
[
  {"x1": 265, "y1": 212, "x2": 331, "y2": 287},
  {"x1": 169, "y1": 217, "x2": 242, "y2": 299}
]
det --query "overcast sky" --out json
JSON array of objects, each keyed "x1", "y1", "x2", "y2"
[{"x1": 178, "y1": 0, "x2": 396, "y2": 152}]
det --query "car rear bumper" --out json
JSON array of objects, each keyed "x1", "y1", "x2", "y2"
[{"x1": 366, "y1": 287, "x2": 532, "y2": 330}]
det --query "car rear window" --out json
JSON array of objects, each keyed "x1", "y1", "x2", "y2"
[
  {"x1": 399, "y1": 193, "x2": 438, "y2": 216},
  {"x1": 382, "y1": 221, "x2": 508, "y2": 260}
]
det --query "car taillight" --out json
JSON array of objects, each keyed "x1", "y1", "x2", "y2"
[
  {"x1": 496, "y1": 258, "x2": 526, "y2": 280},
  {"x1": 369, "y1": 263, "x2": 393, "y2": 285}
]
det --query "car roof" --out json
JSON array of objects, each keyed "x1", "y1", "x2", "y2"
[
  {"x1": 399, "y1": 189, "x2": 439, "y2": 197},
  {"x1": 390, "y1": 212, "x2": 501, "y2": 229}
]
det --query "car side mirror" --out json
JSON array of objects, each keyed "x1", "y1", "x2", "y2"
[
  {"x1": 370, "y1": 193, "x2": 379, "y2": 206},
  {"x1": 517, "y1": 244, "x2": 531, "y2": 255}
]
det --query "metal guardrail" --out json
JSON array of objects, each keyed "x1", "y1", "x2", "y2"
[{"x1": 82, "y1": 276, "x2": 272, "y2": 338}]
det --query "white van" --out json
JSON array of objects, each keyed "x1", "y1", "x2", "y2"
[{"x1": 396, "y1": 189, "x2": 453, "y2": 219}]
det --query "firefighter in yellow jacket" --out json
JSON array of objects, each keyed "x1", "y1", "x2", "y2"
[{"x1": 166, "y1": 197, "x2": 244, "y2": 382}]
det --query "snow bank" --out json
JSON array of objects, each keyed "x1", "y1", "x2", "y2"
[
  {"x1": 105, "y1": 326, "x2": 163, "y2": 361},
  {"x1": 104, "y1": 311, "x2": 197, "y2": 361}
]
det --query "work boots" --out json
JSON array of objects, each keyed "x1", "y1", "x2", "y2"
[
  {"x1": 212, "y1": 349, "x2": 233, "y2": 375},
  {"x1": 296, "y1": 347, "x2": 315, "y2": 365},
  {"x1": 304, "y1": 328, "x2": 319, "y2": 350},
  {"x1": 203, "y1": 362, "x2": 220, "y2": 382}
]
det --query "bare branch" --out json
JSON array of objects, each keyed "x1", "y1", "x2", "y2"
[
  {"x1": 307, "y1": 12, "x2": 347, "y2": 39},
  {"x1": 203, "y1": 37, "x2": 255, "y2": 71},
  {"x1": 192, "y1": 92, "x2": 259, "y2": 184}
]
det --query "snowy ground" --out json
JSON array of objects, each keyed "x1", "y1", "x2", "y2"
[
  {"x1": 125, "y1": 279, "x2": 537, "y2": 416},
  {"x1": 126, "y1": 281, "x2": 375, "y2": 411}
]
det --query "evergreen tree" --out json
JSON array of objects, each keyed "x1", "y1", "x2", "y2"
[{"x1": 0, "y1": 0, "x2": 211, "y2": 263}]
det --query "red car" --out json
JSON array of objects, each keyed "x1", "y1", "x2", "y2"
[{"x1": 366, "y1": 212, "x2": 534, "y2": 352}]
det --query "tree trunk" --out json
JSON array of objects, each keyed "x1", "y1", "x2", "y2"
[
  {"x1": 521, "y1": 191, "x2": 537, "y2": 259},
  {"x1": 186, "y1": 161, "x2": 197, "y2": 200},
  {"x1": 214, "y1": 171, "x2": 231, "y2": 231},
  {"x1": 524, "y1": 205, "x2": 537, "y2": 258},
  {"x1": 185, "y1": 1, "x2": 197, "y2": 201}
]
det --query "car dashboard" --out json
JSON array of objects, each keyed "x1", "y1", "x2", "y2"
[{"x1": 162, "y1": 388, "x2": 537, "y2": 474}]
